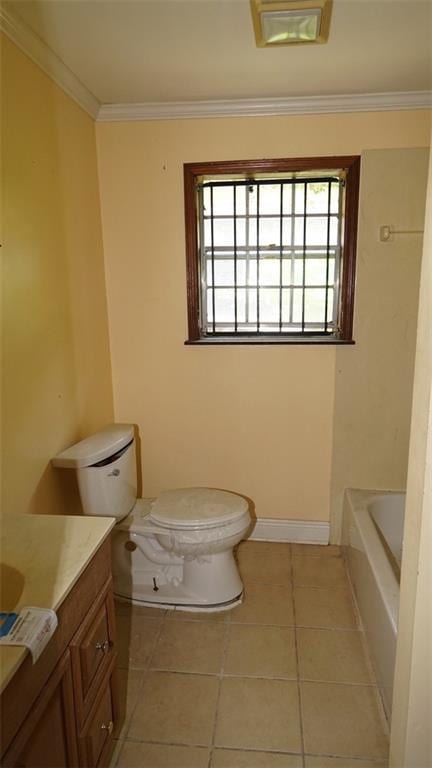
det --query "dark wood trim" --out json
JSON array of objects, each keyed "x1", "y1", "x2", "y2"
[
  {"x1": 184, "y1": 156, "x2": 360, "y2": 177},
  {"x1": 339, "y1": 155, "x2": 361, "y2": 340},
  {"x1": 184, "y1": 155, "x2": 361, "y2": 344},
  {"x1": 184, "y1": 165, "x2": 200, "y2": 341},
  {"x1": 185, "y1": 338, "x2": 356, "y2": 346}
]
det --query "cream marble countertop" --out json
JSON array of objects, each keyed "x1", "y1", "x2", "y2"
[{"x1": 0, "y1": 513, "x2": 115, "y2": 693}]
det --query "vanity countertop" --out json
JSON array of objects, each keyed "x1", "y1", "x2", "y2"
[{"x1": 0, "y1": 513, "x2": 115, "y2": 693}]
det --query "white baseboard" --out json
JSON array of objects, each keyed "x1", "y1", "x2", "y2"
[{"x1": 249, "y1": 517, "x2": 329, "y2": 545}]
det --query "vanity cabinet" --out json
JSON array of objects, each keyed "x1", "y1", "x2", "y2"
[
  {"x1": 0, "y1": 538, "x2": 118, "y2": 768},
  {"x1": 2, "y1": 650, "x2": 78, "y2": 768}
]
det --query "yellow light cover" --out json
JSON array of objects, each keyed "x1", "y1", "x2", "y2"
[
  {"x1": 251, "y1": 0, "x2": 332, "y2": 46},
  {"x1": 261, "y1": 9, "x2": 321, "y2": 43}
]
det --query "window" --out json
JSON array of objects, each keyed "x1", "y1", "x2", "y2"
[{"x1": 184, "y1": 156, "x2": 360, "y2": 344}]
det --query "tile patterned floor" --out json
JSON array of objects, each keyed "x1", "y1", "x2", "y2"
[{"x1": 110, "y1": 543, "x2": 389, "y2": 768}]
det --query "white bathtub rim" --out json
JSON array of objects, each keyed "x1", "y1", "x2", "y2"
[{"x1": 345, "y1": 488, "x2": 402, "y2": 636}]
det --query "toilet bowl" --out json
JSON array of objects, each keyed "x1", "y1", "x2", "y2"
[{"x1": 52, "y1": 424, "x2": 251, "y2": 610}]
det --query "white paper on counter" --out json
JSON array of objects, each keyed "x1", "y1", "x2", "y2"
[{"x1": 0, "y1": 607, "x2": 58, "y2": 662}]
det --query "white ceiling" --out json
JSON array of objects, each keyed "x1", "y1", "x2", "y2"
[{"x1": 5, "y1": 0, "x2": 432, "y2": 105}]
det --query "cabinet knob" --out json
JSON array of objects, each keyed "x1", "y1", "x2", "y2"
[
  {"x1": 95, "y1": 639, "x2": 111, "y2": 654},
  {"x1": 101, "y1": 721, "x2": 114, "y2": 735}
]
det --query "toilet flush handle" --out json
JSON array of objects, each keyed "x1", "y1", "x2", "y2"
[{"x1": 108, "y1": 469, "x2": 120, "y2": 477}]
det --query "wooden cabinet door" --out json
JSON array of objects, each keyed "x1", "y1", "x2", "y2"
[
  {"x1": 3, "y1": 651, "x2": 79, "y2": 768},
  {"x1": 78, "y1": 675, "x2": 115, "y2": 768},
  {"x1": 70, "y1": 585, "x2": 116, "y2": 725}
]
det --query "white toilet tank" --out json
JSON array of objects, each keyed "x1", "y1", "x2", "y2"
[{"x1": 52, "y1": 424, "x2": 137, "y2": 520}]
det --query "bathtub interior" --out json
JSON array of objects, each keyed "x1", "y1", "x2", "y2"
[{"x1": 369, "y1": 494, "x2": 405, "y2": 570}]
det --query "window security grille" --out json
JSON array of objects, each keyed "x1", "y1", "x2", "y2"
[{"x1": 198, "y1": 177, "x2": 343, "y2": 337}]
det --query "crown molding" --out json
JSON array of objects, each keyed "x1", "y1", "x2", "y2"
[
  {"x1": 2, "y1": 3, "x2": 430, "y2": 125},
  {"x1": 0, "y1": 3, "x2": 100, "y2": 119},
  {"x1": 97, "y1": 90, "x2": 432, "y2": 122}
]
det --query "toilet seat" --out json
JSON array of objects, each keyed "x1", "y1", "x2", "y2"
[{"x1": 149, "y1": 488, "x2": 249, "y2": 530}]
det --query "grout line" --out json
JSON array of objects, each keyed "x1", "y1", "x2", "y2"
[
  {"x1": 119, "y1": 666, "x2": 383, "y2": 689},
  {"x1": 120, "y1": 736, "x2": 304, "y2": 756},
  {"x1": 117, "y1": 606, "x2": 167, "y2": 746},
  {"x1": 115, "y1": 545, "x2": 388, "y2": 763},
  {"x1": 108, "y1": 738, "x2": 125, "y2": 768},
  {"x1": 293, "y1": 583, "x2": 353, "y2": 591},
  {"x1": 235, "y1": 578, "x2": 293, "y2": 587},
  {"x1": 343, "y1": 557, "x2": 391, "y2": 738},
  {"x1": 158, "y1": 615, "x2": 363, "y2": 631},
  {"x1": 113, "y1": 735, "x2": 386, "y2": 764},
  {"x1": 230, "y1": 619, "x2": 360, "y2": 630},
  {"x1": 207, "y1": 619, "x2": 231, "y2": 768},
  {"x1": 165, "y1": 617, "x2": 229, "y2": 624},
  {"x1": 297, "y1": 678, "x2": 380, "y2": 688},
  {"x1": 290, "y1": 544, "x2": 306, "y2": 768},
  {"x1": 304, "y1": 751, "x2": 388, "y2": 763}
]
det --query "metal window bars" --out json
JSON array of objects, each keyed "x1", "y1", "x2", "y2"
[{"x1": 198, "y1": 176, "x2": 343, "y2": 337}]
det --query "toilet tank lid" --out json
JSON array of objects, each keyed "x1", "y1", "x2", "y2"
[{"x1": 52, "y1": 424, "x2": 134, "y2": 469}]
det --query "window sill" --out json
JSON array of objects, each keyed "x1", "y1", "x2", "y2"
[{"x1": 185, "y1": 337, "x2": 355, "y2": 346}]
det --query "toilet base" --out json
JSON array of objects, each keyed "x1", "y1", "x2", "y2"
[
  {"x1": 112, "y1": 530, "x2": 245, "y2": 611},
  {"x1": 114, "y1": 591, "x2": 243, "y2": 612}
]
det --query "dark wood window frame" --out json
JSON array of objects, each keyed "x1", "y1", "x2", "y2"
[{"x1": 184, "y1": 155, "x2": 360, "y2": 345}]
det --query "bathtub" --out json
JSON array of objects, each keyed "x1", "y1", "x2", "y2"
[{"x1": 343, "y1": 489, "x2": 405, "y2": 720}]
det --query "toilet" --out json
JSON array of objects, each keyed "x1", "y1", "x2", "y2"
[{"x1": 52, "y1": 424, "x2": 251, "y2": 611}]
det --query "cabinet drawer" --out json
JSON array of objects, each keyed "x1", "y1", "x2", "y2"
[
  {"x1": 78, "y1": 674, "x2": 115, "y2": 768},
  {"x1": 70, "y1": 581, "x2": 116, "y2": 723}
]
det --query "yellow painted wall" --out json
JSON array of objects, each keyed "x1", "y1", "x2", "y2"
[
  {"x1": 390, "y1": 144, "x2": 432, "y2": 768},
  {"x1": 1, "y1": 36, "x2": 114, "y2": 515},
  {"x1": 96, "y1": 110, "x2": 430, "y2": 522},
  {"x1": 330, "y1": 147, "x2": 430, "y2": 541}
]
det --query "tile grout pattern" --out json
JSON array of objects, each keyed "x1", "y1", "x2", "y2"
[
  {"x1": 291, "y1": 549, "x2": 306, "y2": 768},
  {"x1": 110, "y1": 542, "x2": 389, "y2": 768}
]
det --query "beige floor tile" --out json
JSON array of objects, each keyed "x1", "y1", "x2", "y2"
[
  {"x1": 215, "y1": 677, "x2": 302, "y2": 753},
  {"x1": 166, "y1": 607, "x2": 228, "y2": 622},
  {"x1": 128, "y1": 671, "x2": 219, "y2": 745},
  {"x1": 237, "y1": 541, "x2": 291, "y2": 557},
  {"x1": 212, "y1": 749, "x2": 303, "y2": 767},
  {"x1": 291, "y1": 544, "x2": 341, "y2": 558},
  {"x1": 115, "y1": 599, "x2": 166, "y2": 620},
  {"x1": 301, "y1": 682, "x2": 388, "y2": 759},
  {"x1": 294, "y1": 588, "x2": 358, "y2": 629},
  {"x1": 230, "y1": 582, "x2": 294, "y2": 626},
  {"x1": 116, "y1": 614, "x2": 161, "y2": 668},
  {"x1": 114, "y1": 668, "x2": 145, "y2": 738},
  {"x1": 305, "y1": 757, "x2": 387, "y2": 768},
  {"x1": 151, "y1": 620, "x2": 225, "y2": 674},
  {"x1": 116, "y1": 741, "x2": 210, "y2": 767},
  {"x1": 293, "y1": 556, "x2": 348, "y2": 588},
  {"x1": 108, "y1": 739, "x2": 124, "y2": 768},
  {"x1": 224, "y1": 625, "x2": 297, "y2": 678},
  {"x1": 237, "y1": 549, "x2": 291, "y2": 585},
  {"x1": 297, "y1": 628, "x2": 372, "y2": 683}
]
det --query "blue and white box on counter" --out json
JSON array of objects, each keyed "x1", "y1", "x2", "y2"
[{"x1": 0, "y1": 607, "x2": 58, "y2": 662}]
